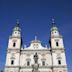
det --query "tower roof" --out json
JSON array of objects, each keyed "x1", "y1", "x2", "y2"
[
  {"x1": 51, "y1": 18, "x2": 58, "y2": 31},
  {"x1": 13, "y1": 20, "x2": 21, "y2": 32}
]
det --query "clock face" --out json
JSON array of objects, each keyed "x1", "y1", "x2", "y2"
[{"x1": 33, "y1": 43, "x2": 39, "y2": 49}]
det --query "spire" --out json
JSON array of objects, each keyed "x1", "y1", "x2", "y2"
[
  {"x1": 12, "y1": 19, "x2": 21, "y2": 37},
  {"x1": 51, "y1": 18, "x2": 60, "y2": 37},
  {"x1": 13, "y1": 19, "x2": 21, "y2": 31},
  {"x1": 51, "y1": 18, "x2": 58, "y2": 30}
]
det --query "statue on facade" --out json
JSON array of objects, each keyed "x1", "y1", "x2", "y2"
[
  {"x1": 32, "y1": 53, "x2": 39, "y2": 72},
  {"x1": 34, "y1": 53, "x2": 38, "y2": 64}
]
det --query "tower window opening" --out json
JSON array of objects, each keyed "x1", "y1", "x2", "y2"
[
  {"x1": 27, "y1": 61, "x2": 30, "y2": 66},
  {"x1": 58, "y1": 60, "x2": 61, "y2": 65},
  {"x1": 56, "y1": 42, "x2": 59, "y2": 46},
  {"x1": 42, "y1": 61, "x2": 45, "y2": 66},
  {"x1": 11, "y1": 60, "x2": 14, "y2": 65},
  {"x1": 13, "y1": 42, "x2": 16, "y2": 47},
  {"x1": 15, "y1": 32, "x2": 17, "y2": 34},
  {"x1": 55, "y1": 31, "x2": 56, "y2": 33}
]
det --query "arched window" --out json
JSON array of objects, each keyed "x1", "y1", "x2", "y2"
[
  {"x1": 56, "y1": 42, "x2": 59, "y2": 46},
  {"x1": 13, "y1": 42, "x2": 16, "y2": 47},
  {"x1": 58, "y1": 60, "x2": 61, "y2": 65},
  {"x1": 11, "y1": 60, "x2": 14, "y2": 65}
]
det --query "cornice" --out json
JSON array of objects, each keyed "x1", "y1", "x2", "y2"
[
  {"x1": 51, "y1": 48, "x2": 65, "y2": 51},
  {"x1": 5, "y1": 66, "x2": 20, "y2": 68},
  {"x1": 20, "y1": 49, "x2": 51, "y2": 54},
  {"x1": 21, "y1": 49, "x2": 50, "y2": 52},
  {"x1": 9, "y1": 36, "x2": 21, "y2": 39},
  {"x1": 5, "y1": 65, "x2": 67, "y2": 69},
  {"x1": 51, "y1": 35, "x2": 63, "y2": 39},
  {"x1": 52, "y1": 65, "x2": 67, "y2": 68},
  {"x1": 7, "y1": 49, "x2": 20, "y2": 53},
  {"x1": 20, "y1": 66, "x2": 52, "y2": 69},
  {"x1": 51, "y1": 49, "x2": 65, "y2": 53}
]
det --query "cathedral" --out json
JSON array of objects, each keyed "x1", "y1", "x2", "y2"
[{"x1": 4, "y1": 19, "x2": 68, "y2": 72}]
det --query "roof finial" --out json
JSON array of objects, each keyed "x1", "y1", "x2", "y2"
[
  {"x1": 16, "y1": 19, "x2": 19, "y2": 24},
  {"x1": 35, "y1": 36, "x2": 37, "y2": 41},
  {"x1": 51, "y1": 17, "x2": 56, "y2": 27},
  {"x1": 16, "y1": 19, "x2": 20, "y2": 27},
  {"x1": 52, "y1": 18, "x2": 55, "y2": 24}
]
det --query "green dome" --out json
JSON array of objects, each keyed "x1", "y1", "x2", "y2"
[
  {"x1": 51, "y1": 26, "x2": 58, "y2": 31},
  {"x1": 51, "y1": 18, "x2": 58, "y2": 31},
  {"x1": 13, "y1": 24, "x2": 21, "y2": 31}
]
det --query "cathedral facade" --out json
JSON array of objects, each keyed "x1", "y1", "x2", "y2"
[{"x1": 4, "y1": 20, "x2": 68, "y2": 72}]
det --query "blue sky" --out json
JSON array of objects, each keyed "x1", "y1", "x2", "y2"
[{"x1": 0, "y1": 0, "x2": 72, "y2": 72}]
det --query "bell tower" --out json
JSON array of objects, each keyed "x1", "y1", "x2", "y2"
[
  {"x1": 5, "y1": 20, "x2": 22, "y2": 72},
  {"x1": 50, "y1": 18, "x2": 64, "y2": 49},
  {"x1": 50, "y1": 18, "x2": 68, "y2": 72},
  {"x1": 8, "y1": 20, "x2": 21, "y2": 49}
]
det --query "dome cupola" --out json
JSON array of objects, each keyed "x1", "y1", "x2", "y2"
[{"x1": 12, "y1": 20, "x2": 21, "y2": 37}]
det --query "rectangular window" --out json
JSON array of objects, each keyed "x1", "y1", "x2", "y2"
[
  {"x1": 42, "y1": 61, "x2": 45, "y2": 66},
  {"x1": 27, "y1": 61, "x2": 30, "y2": 66},
  {"x1": 58, "y1": 60, "x2": 61, "y2": 65}
]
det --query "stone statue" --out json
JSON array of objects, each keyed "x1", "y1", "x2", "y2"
[
  {"x1": 32, "y1": 53, "x2": 39, "y2": 72},
  {"x1": 34, "y1": 53, "x2": 38, "y2": 64}
]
